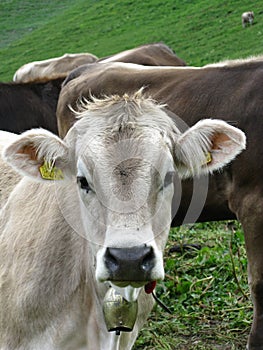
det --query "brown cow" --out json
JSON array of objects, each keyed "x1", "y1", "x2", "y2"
[
  {"x1": 13, "y1": 53, "x2": 98, "y2": 83},
  {"x1": 0, "y1": 78, "x2": 63, "y2": 134},
  {"x1": 57, "y1": 58, "x2": 263, "y2": 349},
  {"x1": 63, "y1": 43, "x2": 186, "y2": 85}
]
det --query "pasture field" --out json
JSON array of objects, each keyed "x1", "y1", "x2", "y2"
[
  {"x1": 0, "y1": 0, "x2": 259, "y2": 348},
  {"x1": 1, "y1": 0, "x2": 263, "y2": 80},
  {"x1": 136, "y1": 221, "x2": 250, "y2": 349}
]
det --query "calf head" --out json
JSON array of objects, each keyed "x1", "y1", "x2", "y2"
[{"x1": 3, "y1": 91, "x2": 246, "y2": 299}]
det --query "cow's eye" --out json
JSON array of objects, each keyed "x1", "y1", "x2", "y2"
[
  {"x1": 163, "y1": 171, "x2": 175, "y2": 188},
  {"x1": 77, "y1": 176, "x2": 91, "y2": 193}
]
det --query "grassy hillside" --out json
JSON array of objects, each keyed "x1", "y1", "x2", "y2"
[
  {"x1": 1, "y1": 0, "x2": 263, "y2": 81},
  {"x1": 0, "y1": 1, "x2": 259, "y2": 349}
]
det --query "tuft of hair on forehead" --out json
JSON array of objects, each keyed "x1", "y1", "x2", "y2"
[
  {"x1": 68, "y1": 89, "x2": 180, "y2": 140},
  {"x1": 72, "y1": 88, "x2": 164, "y2": 115}
]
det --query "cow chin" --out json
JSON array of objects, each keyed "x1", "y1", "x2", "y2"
[{"x1": 110, "y1": 283, "x2": 143, "y2": 302}]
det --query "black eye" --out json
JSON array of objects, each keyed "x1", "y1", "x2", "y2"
[
  {"x1": 77, "y1": 176, "x2": 91, "y2": 193},
  {"x1": 163, "y1": 171, "x2": 175, "y2": 188}
]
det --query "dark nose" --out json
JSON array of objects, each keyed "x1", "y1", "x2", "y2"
[{"x1": 104, "y1": 245, "x2": 155, "y2": 281}]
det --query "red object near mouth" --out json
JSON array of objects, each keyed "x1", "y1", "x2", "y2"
[{"x1": 144, "y1": 281, "x2": 157, "y2": 294}]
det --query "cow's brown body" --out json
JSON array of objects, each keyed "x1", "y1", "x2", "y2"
[
  {"x1": 0, "y1": 78, "x2": 63, "y2": 134},
  {"x1": 98, "y1": 42, "x2": 186, "y2": 66},
  {"x1": 63, "y1": 43, "x2": 186, "y2": 85},
  {"x1": 57, "y1": 59, "x2": 263, "y2": 349}
]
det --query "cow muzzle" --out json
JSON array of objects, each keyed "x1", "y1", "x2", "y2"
[{"x1": 104, "y1": 245, "x2": 156, "y2": 286}]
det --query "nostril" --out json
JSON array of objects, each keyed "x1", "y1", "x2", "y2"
[
  {"x1": 104, "y1": 246, "x2": 156, "y2": 280},
  {"x1": 141, "y1": 247, "x2": 155, "y2": 272},
  {"x1": 105, "y1": 248, "x2": 119, "y2": 272}
]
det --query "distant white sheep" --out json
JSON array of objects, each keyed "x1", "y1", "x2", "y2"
[{"x1": 242, "y1": 11, "x2": 254, "y2": 28}]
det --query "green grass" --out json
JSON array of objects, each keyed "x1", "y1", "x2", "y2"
[
  {"x1": 1, "y1": 0, "x2": 263, "y2": 80},
  {"x1": 0, "y1": 0, "x2": 258, "y2": 347},
  {"x1": 135, "y1": 222, "x2": 250, "y2": 349},
  {"x1": 0, "y1": 0, "x2": 74, "y2": 49}
]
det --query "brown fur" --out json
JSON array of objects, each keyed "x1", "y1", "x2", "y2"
[
  {"x1": 0, "y1": 79, "x2": 63, "y2": 134},
  {"x1": 63, "y1": 43, "x2": 186, "y2": 86}
]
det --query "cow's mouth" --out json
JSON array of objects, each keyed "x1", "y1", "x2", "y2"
[
  {"x1": 111, "y1": 280, "x2": 157, "y2": 291},
  {"x1": 111, "y1": 281, "x2": 148, "y2": 288}
]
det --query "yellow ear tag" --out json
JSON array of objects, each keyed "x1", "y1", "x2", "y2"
[
  {"x1": 204, "y1": 152, "x2": 212, "y2": 165},
  {"x1": 39, "y1": 160, "x2": 64, "y2": 180}
]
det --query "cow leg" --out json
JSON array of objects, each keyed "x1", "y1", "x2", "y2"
[{"x1": 230, "y1": 191, "x2": 263, "y2": 349}]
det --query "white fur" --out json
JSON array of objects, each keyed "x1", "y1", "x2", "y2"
[
  {"x1": 0, "y1": 92, "x2": 246, "y2": 349},
  {"x1": 13, "y1": 53, "x2": 98, "y2": 83},
  {"x1": 175, "y1": 119, "x2": 246, "y2": 177},
  {"x1": 242, "y1": 11, "x2": 254, "y2": 28}
]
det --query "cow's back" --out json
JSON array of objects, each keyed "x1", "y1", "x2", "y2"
[
  {"x1": 13, "y1": 53, "x2": 98, "y2": 83},
  {"x1": 98, "y1": 42, "x2": 186, "y2": 66},
  {"x1": 62, "y1": 43, "x2": 186, "y2": 87}
]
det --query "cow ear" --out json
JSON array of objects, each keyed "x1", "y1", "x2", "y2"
[
  {"x1": 175, "y1": 119, "x2": 246, "y2": 178},
  {"x1": 3, "y1": 129, "x2": 71, "y2": 182}
]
